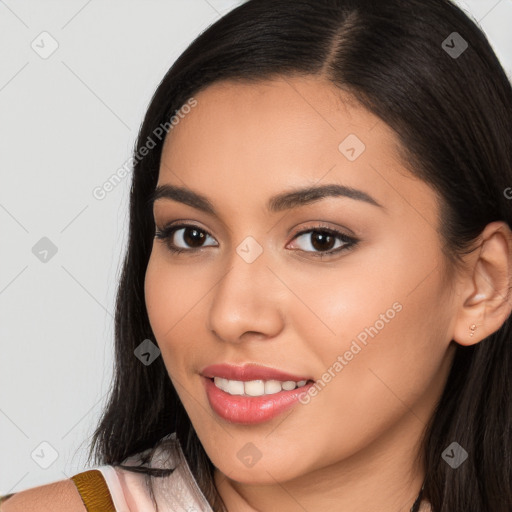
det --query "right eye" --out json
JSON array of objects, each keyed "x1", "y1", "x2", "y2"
[{"x1": 154, "y1": 223, "x2": 218, "y2": 254}]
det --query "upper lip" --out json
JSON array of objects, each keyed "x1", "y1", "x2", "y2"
[{"x1": 200, "y1": 363, "x2": 313, "y2": 382}]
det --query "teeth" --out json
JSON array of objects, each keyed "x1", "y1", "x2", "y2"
[
  {"x1": 245, "y1": 380, "x2": 265, "y2": 396},
  {"x1": 282, "y1": 381, "x2": 297, "y2": 391},
  {"x1": 213, "y1": 377, "x2": 309, "y2": 396},
  {"x1": 226, "y1": 379, "x2": 245, "y2": 395},
  {"x1": 264, "y1": 380, "x2": 282, "y2": 394}
]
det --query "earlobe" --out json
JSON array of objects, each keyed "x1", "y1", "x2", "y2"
[{"x1": 452, "y1": 221, "x2": 512, "y2": 347}]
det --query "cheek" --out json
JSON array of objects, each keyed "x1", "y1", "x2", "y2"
[
  {"x1": 286, "y1": 240, "x2": 450, "y2": 436},
  {"x1": 144, "y1": 251, "x2": 221, "y2": 382},
  {"x1": 282, "y1": 248, "x2": 412, "y2": 361},
  {"x1": 315, "y1": 297, "x2": 448, "y2": 458},
  {"x1": 145, "y1": 253, "x2": 203, "y2": 336},
  {"x1": 144, "y1": 255, "x2": 195, "y2": 368},
  {"x1": 145, "y1": 256, "x2": 171, "y2": 339}
]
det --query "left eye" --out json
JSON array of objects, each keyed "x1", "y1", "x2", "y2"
[{"x1": 288, "y1": 228, "x2": 357, "y2": 256}]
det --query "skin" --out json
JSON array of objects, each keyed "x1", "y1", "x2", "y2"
[
  {"x1": 0, "y1": 480, "x2": 86, "y2": 512},
  {"x1": 144, "y1": 76, "x2": 512, "y2": 512}
]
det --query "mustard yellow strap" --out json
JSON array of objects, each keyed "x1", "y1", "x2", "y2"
[{"x1": 70, "y1": 469, "x2": 116, "y2": 512}]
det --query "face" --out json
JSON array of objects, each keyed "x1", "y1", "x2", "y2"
[{"x1": 144, "y1": 76, "x2": 458, "y2": 485}]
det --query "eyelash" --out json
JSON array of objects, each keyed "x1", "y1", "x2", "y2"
[{"x1": 154, "y1": 222, "x2": 358, "y2": 259}]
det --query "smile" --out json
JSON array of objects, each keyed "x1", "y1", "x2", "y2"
[
  {"x1": 202, "y1": 376, "x2": 315, "y2": 424},
  {"x1": 213, "y1": 377, "x2": 311, "y2": 396}
]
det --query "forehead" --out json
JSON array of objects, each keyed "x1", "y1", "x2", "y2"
[
  {"x1": 162, "y1": 76, "x2": 391, "y2": 164},
  {"x1": 157, "y1": 76, "x2": 437, "y2": 223}
]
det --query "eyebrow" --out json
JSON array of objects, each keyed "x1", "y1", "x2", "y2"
[{"x1": 148, "y1": 183, "x2": 384, "y2": 214}]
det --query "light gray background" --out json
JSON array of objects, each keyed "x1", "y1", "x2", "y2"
[{"x1": 1, "y1": 0, "x2": 511, "y2": 495}]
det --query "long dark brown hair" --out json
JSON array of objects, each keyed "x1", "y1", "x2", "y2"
[{"x1": 88, "y1": 1, "x2": 512, "y2": 510}]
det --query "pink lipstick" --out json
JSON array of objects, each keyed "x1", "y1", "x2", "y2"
[{"x1": 201, "y1": 363, "x2": 315, "y2": 425}]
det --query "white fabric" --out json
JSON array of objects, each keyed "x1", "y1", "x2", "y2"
[
  {"x1": 95, "y1": 466, "x2": 132, "y2": 512},
  {"x1": 91, "y1": 433, "x2": 214, "y2": 512}
]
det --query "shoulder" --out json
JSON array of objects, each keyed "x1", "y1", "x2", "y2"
[{"x1": 0, "y1": 478, "x2": 86, "y2": 512}]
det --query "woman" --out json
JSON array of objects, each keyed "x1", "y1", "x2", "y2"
[{"x1": 2, "y1": 0, "x2": 511, "y2": 510}]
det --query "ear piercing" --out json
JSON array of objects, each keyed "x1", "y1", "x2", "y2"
[{"x1": 469, "y1": 324, "x2": 477, "y2": 336}]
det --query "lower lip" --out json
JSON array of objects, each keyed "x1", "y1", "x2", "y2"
[{"x1": 202, "y1": 376, "x2": 314, "y2": 425}]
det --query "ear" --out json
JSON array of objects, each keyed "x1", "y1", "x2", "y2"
[{"x1": 452, "y1": 221, "x2": 512, "y2": 346}]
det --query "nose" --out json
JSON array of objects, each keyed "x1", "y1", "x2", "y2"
[{"x1": 207, "y1": 245, "x2": 286, "y2": 344}]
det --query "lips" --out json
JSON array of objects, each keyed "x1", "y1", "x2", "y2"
[
  {"x1": 202, "y1": 375, "x2": 315, "y2": 424},
  {"x1": 200, "y1": 363, "x2": 313, "y2": 382}
]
